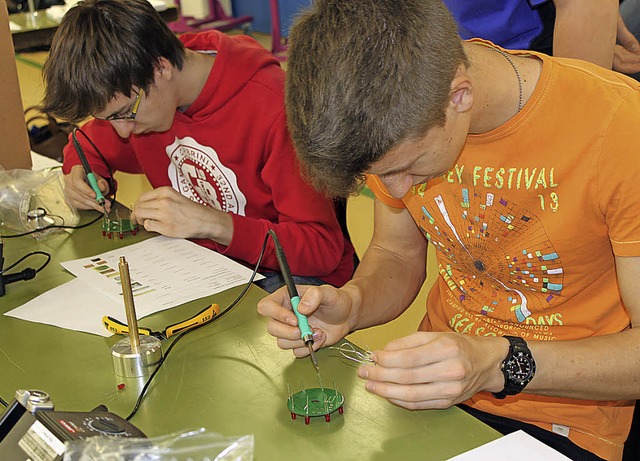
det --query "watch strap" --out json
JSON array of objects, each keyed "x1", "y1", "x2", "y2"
[{"x1": 492, "y1": 335, "x2": 535, "y2": 399}]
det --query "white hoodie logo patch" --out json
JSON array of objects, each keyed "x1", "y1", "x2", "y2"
[{"x1": 166, "y1": 136, "x2": 247, "y2": 215}]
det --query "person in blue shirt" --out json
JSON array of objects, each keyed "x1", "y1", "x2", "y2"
[{"x1": 443, "y1": 0, "x2": 640, "y2": 75}]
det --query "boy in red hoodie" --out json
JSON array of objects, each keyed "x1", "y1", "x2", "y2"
[{"x1": 41, "y1": 0, "x2": 355, "y2": 291}]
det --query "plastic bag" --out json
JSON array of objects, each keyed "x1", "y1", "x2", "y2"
[
  {"x1": 62, "y1": 428, "x2": 254, "y2": 461},
  {"x1": 0, "y1": 168, "x2": 79, "y2": 237}
]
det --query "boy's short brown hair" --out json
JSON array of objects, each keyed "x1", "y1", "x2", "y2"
[
  {"x1": 286, "y1": 0, "x2": 467, "y2": 197},
  {"x1": 41, "y1": 0, "x2": 185, "y2": 123}
]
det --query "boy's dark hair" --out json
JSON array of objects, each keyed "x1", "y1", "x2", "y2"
[
  {"x1": 286, "y1": 0, "x2": 468, "y2": 197},
  {"x1": 41, "y1": 0, "x2": 185, "y2": 123}
]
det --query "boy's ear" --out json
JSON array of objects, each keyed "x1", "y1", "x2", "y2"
[
  {"x1": 155, "y1": 57, "x2": 174, "y2": 81},
  {"x1": 450, "y1": 64, "x2": 473, "y2": 113}
]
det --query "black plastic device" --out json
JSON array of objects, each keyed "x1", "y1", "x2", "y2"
[{"x1": 0, "y1": 390, "x2": 145, "y2": 461}]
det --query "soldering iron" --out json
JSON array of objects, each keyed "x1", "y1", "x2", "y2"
[
  {"x1": 72, "y1": 127, "x2": 108, "y2": 216},
  {"x1": 268, "y1": 229, "x2": 320, "y2": 372}
]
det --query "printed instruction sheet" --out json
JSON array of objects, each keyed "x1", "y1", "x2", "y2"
[{"x1": 5, "y1": 236, "x2": 263, "y2": 336}]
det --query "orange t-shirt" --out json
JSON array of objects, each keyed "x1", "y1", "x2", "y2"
[{"x1": 368, "y1": 48, "x2": 640, "y2": 461}]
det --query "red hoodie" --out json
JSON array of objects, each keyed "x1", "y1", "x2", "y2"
[{"x1": 62, "y1": 30, "x2": 354, "y2": 286}]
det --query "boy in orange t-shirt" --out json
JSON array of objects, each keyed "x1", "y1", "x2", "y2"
[{"x1": 257, "y1": 1, "x2": 640, "y2": 459}]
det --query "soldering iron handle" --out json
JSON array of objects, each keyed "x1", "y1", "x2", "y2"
[
  {"x1": 269, "y1": 230, "x2": 314, "y2": 342},
  {"x1": 72, "y1": 129, "x2": 91, "y2": 173},
  {"x1": 273, "y1": 245, "x2": 297, "y2": 298},
  {"x1": 72, "y1": 128, "x2": 105, "y2": 205},
  {"x1": 86, "y1": 172, "x2": 105, "y2": 204},
  {"x1": 290, "y1": 295, "x2": 313, "y2": 342}
]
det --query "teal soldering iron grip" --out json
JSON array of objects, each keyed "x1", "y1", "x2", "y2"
[
  {"x1": 290, "y1": 295, "x2": 313, "y2": 342},
  {"x1": 86, "y1": 172, "x2": 105, "y2": 204}
]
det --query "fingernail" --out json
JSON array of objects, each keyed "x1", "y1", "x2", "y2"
[
  {"x1": 358, "y1": 367, "x2": 368, "y2": 379},
  {"x1": 365, "y1": 381, "x2": 374, "y2": 392},
  {"x1": 312, "y1": 329, "x2": 322, "y2": 341}
]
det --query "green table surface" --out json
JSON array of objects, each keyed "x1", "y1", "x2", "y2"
[{"x1": 0, "y1": 211, "x2": 500, "y2": 460}]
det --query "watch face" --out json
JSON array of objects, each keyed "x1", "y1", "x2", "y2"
[{"x1": 504, "y1": 351, "x2": 536, "y2": 384}]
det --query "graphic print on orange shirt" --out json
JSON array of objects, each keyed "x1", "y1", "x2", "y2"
[{"x1": 414, "y1": 186, "x2": 563, "y2": 324}]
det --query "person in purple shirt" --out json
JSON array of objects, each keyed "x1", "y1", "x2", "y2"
[{"x1": 443, "y1": 0, "x2": 640, "y2": 75}]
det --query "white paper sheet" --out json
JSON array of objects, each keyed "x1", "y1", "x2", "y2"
[
  {"x1": 31, "y1": 151, "x2": 62, "y2": 170},
  {"x1": 6, "y1": 236, "x2": 263, "y2": 336},
  {"x1": 448, "y1": 430, "x2": 571, "y2": 460},
  {"x1": 5, "y1": 279, "x2": 121, "y2": 337}
]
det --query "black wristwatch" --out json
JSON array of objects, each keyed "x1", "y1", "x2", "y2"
[{"x1": 492, "y1": 335, "x2": 536, "y2": 399}]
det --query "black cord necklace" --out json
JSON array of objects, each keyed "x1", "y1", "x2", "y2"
[{"x1": 490, "y1": 46, "x2": 524, "y2": 112}]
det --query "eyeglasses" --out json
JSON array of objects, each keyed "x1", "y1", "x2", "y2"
[{"x1": 95, "y1": 88, "x2": 144, "y2": 122}]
